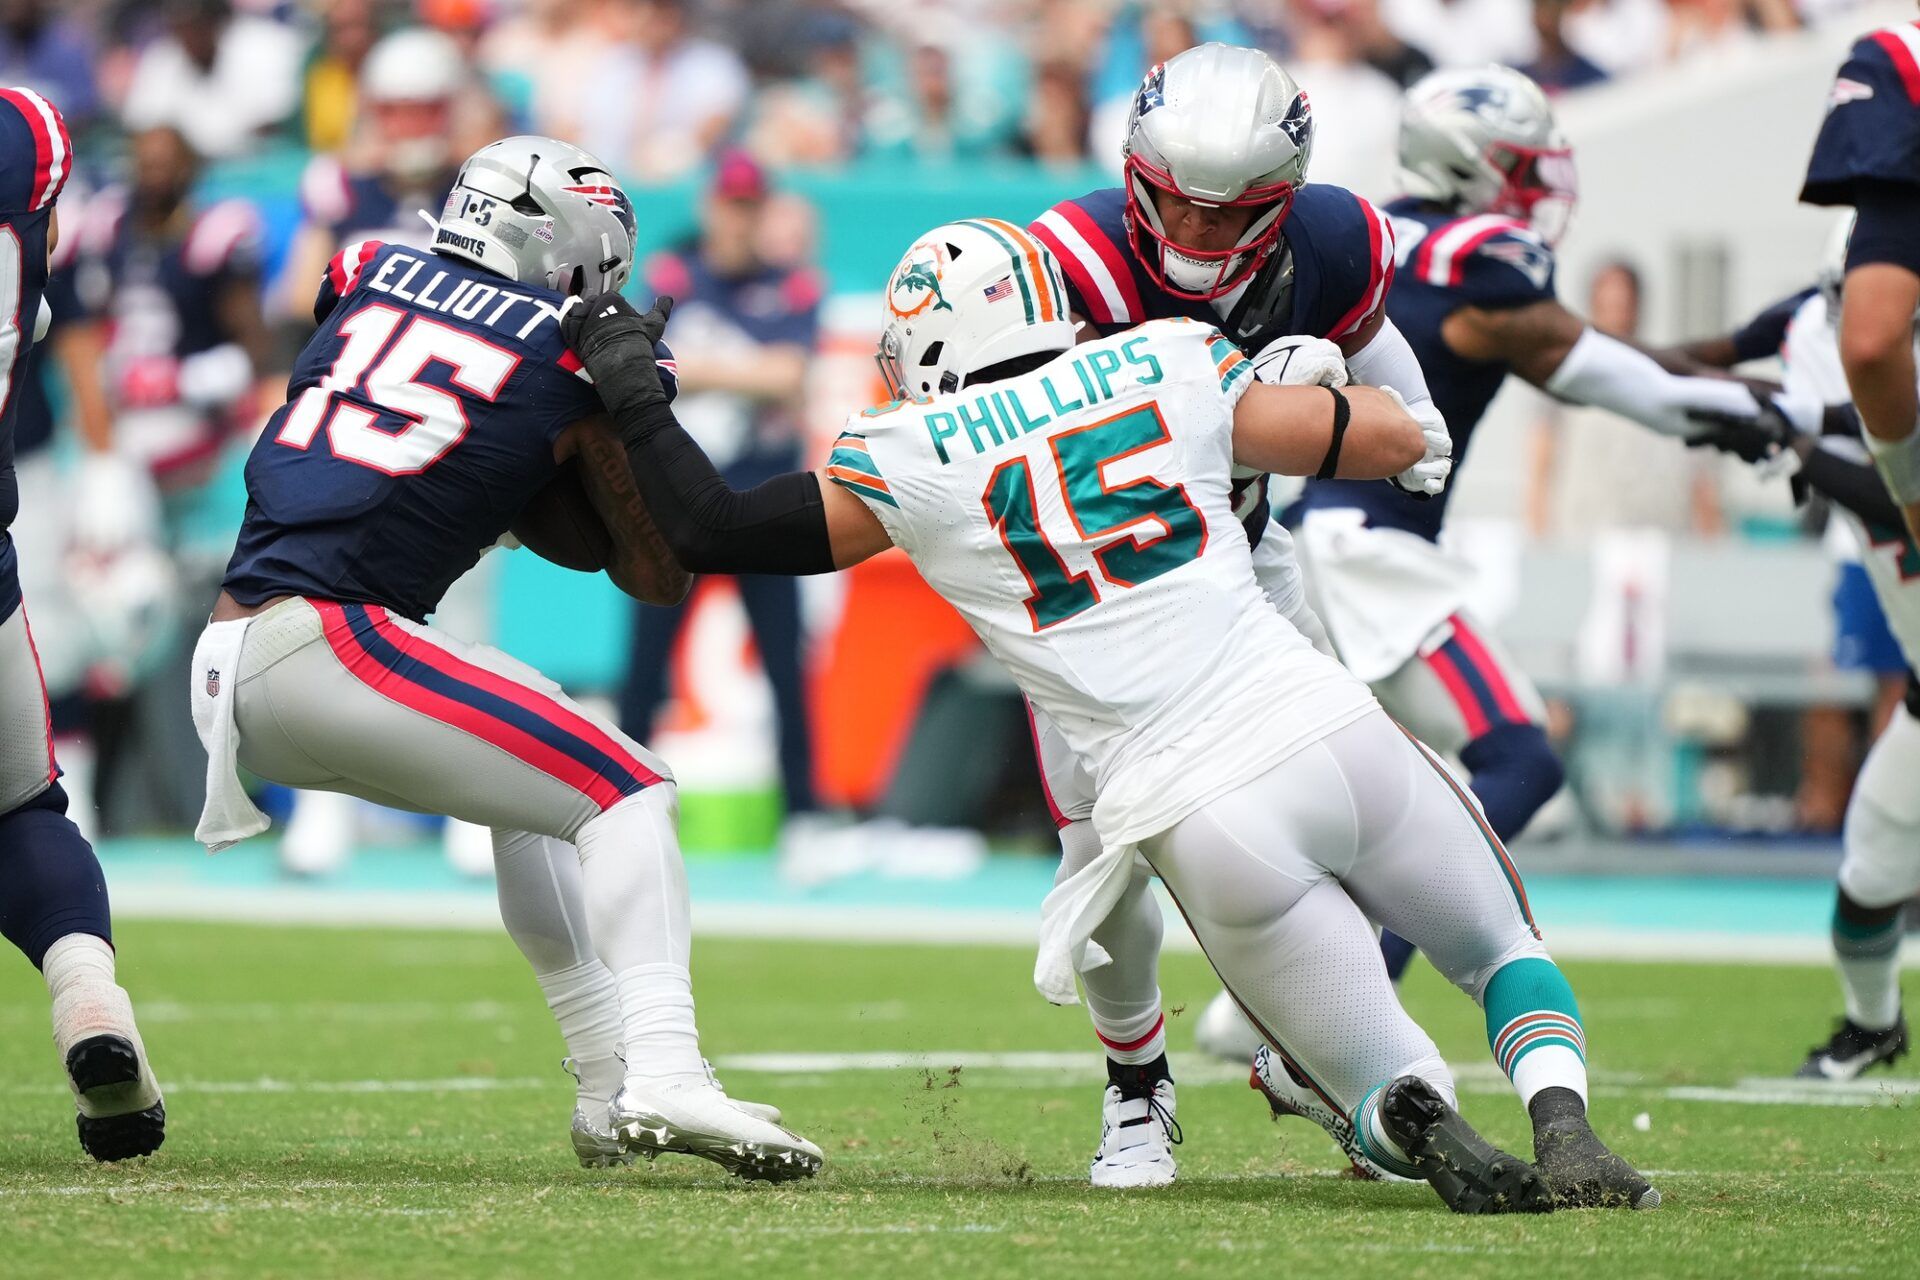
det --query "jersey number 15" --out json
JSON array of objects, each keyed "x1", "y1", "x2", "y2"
[
  {"x1": 275, "y1": 303, "x2": 520, "y2": 475},
  {"x1": 983, "y1": 403, "x2": 1208, "y2": 631}
]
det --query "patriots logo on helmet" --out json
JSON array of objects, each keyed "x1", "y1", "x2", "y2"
[
  {"x1": 1280, "y1": 92, "x2": 1313, "y2": 151},
  {"x1": 1454, "y1": 84, "x2": 1511, "y2": 118},
  {"x1": 1135, "y1": 62, "x2": 1167, "y2": 118},
  {"x1": 563, "y1": 178, "x2": 638, "y2": 242}
]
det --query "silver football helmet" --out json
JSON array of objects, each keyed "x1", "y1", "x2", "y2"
[
  {"x1": 1121, "y1": 43, "x2": 1314, "y2": 301},
  {"x1": 1398, "y1": 66, "x2": 1576, "y2": 243},
  {"x1": 431, "y1": 135, "x2": 637, "y2": 301}
]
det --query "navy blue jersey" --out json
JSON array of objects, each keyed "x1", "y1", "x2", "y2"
[
  {"x1": 7, "y1": 225, "x2": 80, "y2": 462},
  {"x1": 1028, "y1": 182, "x2": 1394, "y2": 348},
  {"x1": 224, "y1": 241, "x2": 674, "y2": 622},
  {"x1": 1732, "y1": 286, "x2": 1817, "y2": 364},
  {"x1": 1803, "y1": 22, "x2": 1920, "y2": 206},
  {"x1": 1030, "y1": 181, "x2": 1394, "y2": 535},
  {"x1": 0, "y1": 85, "x2": 71, "y2": 620},
  {"x1": 299, "y1": 153, "x2": 454, "y2": 249},
  {"x1": 1295, "y1": 200, "x2": 1557, "y2": 542}
]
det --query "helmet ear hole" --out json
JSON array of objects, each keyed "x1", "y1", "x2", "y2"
[
  {"x1": 919, "y1": 340, "x2": 944, "y2": 368},
  {"x1": 567, "y1": 265, "x2": 585, "y2": 297}
]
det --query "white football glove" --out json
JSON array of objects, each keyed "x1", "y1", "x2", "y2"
[
  {"x1": 1382, "y1": 386, "x2": 1453, "y2": 497},
  {"x1": 71, "y1": 451, "x2": 161, "y2": 556},
  {"x1": 1252, "y1": 334, "x2": 1349, "y2": 389}
]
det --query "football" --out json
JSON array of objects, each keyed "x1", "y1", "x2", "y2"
[{"x1": 511, "y1": 461, "x2": 614, "y2": 571}]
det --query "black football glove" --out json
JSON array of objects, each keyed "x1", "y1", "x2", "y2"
[
  {"x1": 1684, "y1": 388, "x2": 1795, "y2": 466},
  {"x1": 562, "y1": 293, "x2": 674, "y2": 427}
]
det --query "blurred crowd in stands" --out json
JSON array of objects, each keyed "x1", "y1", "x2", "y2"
[
  {"x1": 3, "y1": 0, "x2": 1864, "y2": 179},
  {"x1": 0, "y1": 0, "x2": 1890, "y2": 853}
]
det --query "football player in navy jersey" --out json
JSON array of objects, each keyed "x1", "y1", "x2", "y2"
[
  {"x1": 1802, "y1": 14, "x2": 1920, "y2": 548},
  {"x1": 279, "y1": 28, "x2": 468, "y2": 323},
  {"x1": 193, "y1": 135, "x2": 821, "y2": 1181},
  {"x1": 0, "y1": 86, "x2": 166, "y2": 1162}
]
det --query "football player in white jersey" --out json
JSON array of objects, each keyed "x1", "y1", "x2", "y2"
[
  {"x1": 561, "y1": 220, "x2": 1657, "y2": 1213},
  {"x1": 1691, "y1": 218, "x2": 1914, "y2": 1080}
]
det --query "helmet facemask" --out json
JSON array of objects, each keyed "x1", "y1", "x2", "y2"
[
  {"x1": 1123, "y1": 152, "x2": 1294, "y2": 302},
  {"x1": 1485, "y1": 139, "x2": 1577, "y2": 245}
]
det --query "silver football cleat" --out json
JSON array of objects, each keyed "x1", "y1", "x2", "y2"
[{"x1": 609, "y1": 1077, "x2": 823, "y2": 1182}]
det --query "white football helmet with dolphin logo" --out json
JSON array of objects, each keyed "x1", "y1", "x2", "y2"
[{"x1": 877, "y1": 218, "x2": 1077, "y2": 400}]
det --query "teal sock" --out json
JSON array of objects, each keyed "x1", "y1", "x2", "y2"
[
  {"x1": 1833, "y1": 908, "x2": 1903, "y2": 1031},
  {"x1": 1484, "y1": 957, "x2": 1587, "y2": 1106}
]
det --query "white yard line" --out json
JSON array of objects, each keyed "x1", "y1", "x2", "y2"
[{"x1": 104, "y1": 882, "x2": 1919, "y2": 967}]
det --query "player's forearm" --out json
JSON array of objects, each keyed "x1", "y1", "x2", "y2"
[
  {"x1": 1542, "y1": 328, "x2": 1755, "y2": 437},
  {"x1": 617, "y1": 400, "x2": 838, "y2": 576},
  {"x1": 52, "y1": 322, "x2": 115, "y2": 453},
  {"x1": 571, "y1": 426, "x2": 694, "y2": 605},
  {"x1": 1797, "y1": 438, "x2": 1908, "y2": 531}
]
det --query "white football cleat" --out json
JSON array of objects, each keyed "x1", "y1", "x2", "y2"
[
  {"x1": 1251, "y1": 1044, "x2": 1403, "y2": 1181},
  {"x1": 1090, "y1": 1078, "x2": 1180, "y2": 1189},
  {"x1": 610, "y1": 1076, "x2": 822, "y2": 1182},
  {"x1": 1195, "y1": 989, "x2": 1265, "y2": 1063},
  {"x1": 572, "y1": 1104, "x2": 633, "y2": 1168},
  {"x1": 53, "y1": 974, "x2": 164, "y2": 1161},
  {"x1": 280, "y1": 789, "x2": 355, "y2": 877}
]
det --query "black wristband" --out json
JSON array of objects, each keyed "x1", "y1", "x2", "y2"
[{"x1": 1315, "y1": 386, "x2": 1350, "y2": 480}]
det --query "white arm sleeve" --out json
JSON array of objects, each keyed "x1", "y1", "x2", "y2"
[
  {"x1": 1342, "y1": 316, "x2": 1441, "y2": 431},
  {"x1": 1544, "y1": 326, "x2": 1756, "y2": 438}
]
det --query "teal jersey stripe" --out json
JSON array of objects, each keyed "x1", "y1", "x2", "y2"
[
  {"x1": 827, "y1": 446, "x2": 884, "y2": 480},
  {"x1": 1220, "y1": 356, "x2": 1253, "y2": 394},
  {"x1": 828, "y1": 472, "x2": 900, "y2": 509},
  {"x1": 957, "y1": 219, "x2": 1037, "y2": 326}
]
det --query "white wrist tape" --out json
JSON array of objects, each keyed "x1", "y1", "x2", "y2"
[
  {"x1": 1863, "y1": 422, "x2": 1920, "y2": 504},
  {"x1": 1545, "y1": 327, "x2": 1753, "y2": 437}
]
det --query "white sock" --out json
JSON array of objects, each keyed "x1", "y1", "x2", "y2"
[
  {"x1": 574, "y1": 789, "x2": 706, "y2": 1083},
  {"x1": 538, "y1": 960, "x2": 625, "y2": 1102},
  {"x1": 612, "y1": 962, "x2": 703, "y2": 1084},
  {"x1": 1836, "y1": 932, "x2": 1904, "y2": 1031},
  {"x1": 43, "y1": 932, "x2": 115, "y2": 1001},
  {"x1": 1510, "y1": 1044, "x2": 1589, "y2": 1108},
  {"x1": 1094, "y1": 1010, "x2": 1166, "y2": 1066}
]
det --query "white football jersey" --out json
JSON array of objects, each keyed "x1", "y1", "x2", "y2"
[
  {"x1": 826, "y1": 318, "x2": 1377, "y2": 845},
  {"x1": 1783, "y1": 292, "x2": 1920, "y2": 673}
]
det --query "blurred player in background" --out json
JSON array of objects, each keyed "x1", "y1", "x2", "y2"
[
  {"x1": 1691, "y1": 217, "x2": 1913, "y2": 1080},
  {"x1": 565, "y1": 219, "x2": 1658, "y2": 1213},
  {"x1": 61, "y1": 122, "x2": 267, "y2": 829},
  {"x1": 1802, "y1": 15, "x2": 1920, "y2": 546},
  {"x1": 191, "y1": 135, "x2": 820, "y2": 1181},
  {"x1": 616, "y1": 151, "x2": 828, "y2": 870},
  {"x1": 281, "y1": 26, "x2": 471, "y2": 319},
  {"x1": 0, "y1": 85, "x2": 165, "y2": 1161}
]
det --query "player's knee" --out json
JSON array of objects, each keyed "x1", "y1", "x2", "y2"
[
  {"x1": 1839, "y1": 795, "x2": 1920, "y2": 909},
  {"x1": 1459, "y1": 722, "x2": 1563, "y2": 842},
  {"x1": 0, "y1": 786, "x2": 111, "y2": 969}
]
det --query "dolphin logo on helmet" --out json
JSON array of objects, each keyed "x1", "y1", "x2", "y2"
[{"x1": 888, "y1": 247, "x2": 955, "y2": 320}]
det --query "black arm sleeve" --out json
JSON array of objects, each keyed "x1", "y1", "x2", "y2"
[
  {"x1": 1845, "y1": 182, "x2": 1920, "y2": 276},
  {"x1": 1801, "y1": 440, "x2": 1907, "y2": 531},
  {"x1": 618, "y1": 400, "x2": 839, "y2": 576},
  {"x1": 1729, "y1": 287, "x2": 1815, "y2": 364}
]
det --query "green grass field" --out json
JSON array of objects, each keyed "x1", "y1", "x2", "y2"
[{"x1": 2, "y1": 921, "x2": 1915, "y2": 1279}]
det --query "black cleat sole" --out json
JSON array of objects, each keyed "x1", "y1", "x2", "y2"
[
  {"x1": 1381, "y1": 1076, "x2": 1553, "y2": 1215},
  {"x1": 65, "y1": 1035, "x2": 165, "y2": 1162}
]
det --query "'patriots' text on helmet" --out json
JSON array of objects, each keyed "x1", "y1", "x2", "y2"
[
  {"x1": 431, "y1": 135, "x2": 637, "y2": 301},
  {"x1": 1121, "y1": 43, "x2": 1314, "y2": 301},
  {"x1": 1398, "y1": 66, "x2": 1576, "y2": 243},
  {"x1": 877, "y1": 219, "x2": 1076, "y2": 400}
]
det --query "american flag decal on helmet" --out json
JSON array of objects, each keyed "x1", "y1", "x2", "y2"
[{"x1": 983, "y1": 277, "x2": 1014, "y2": 302}]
